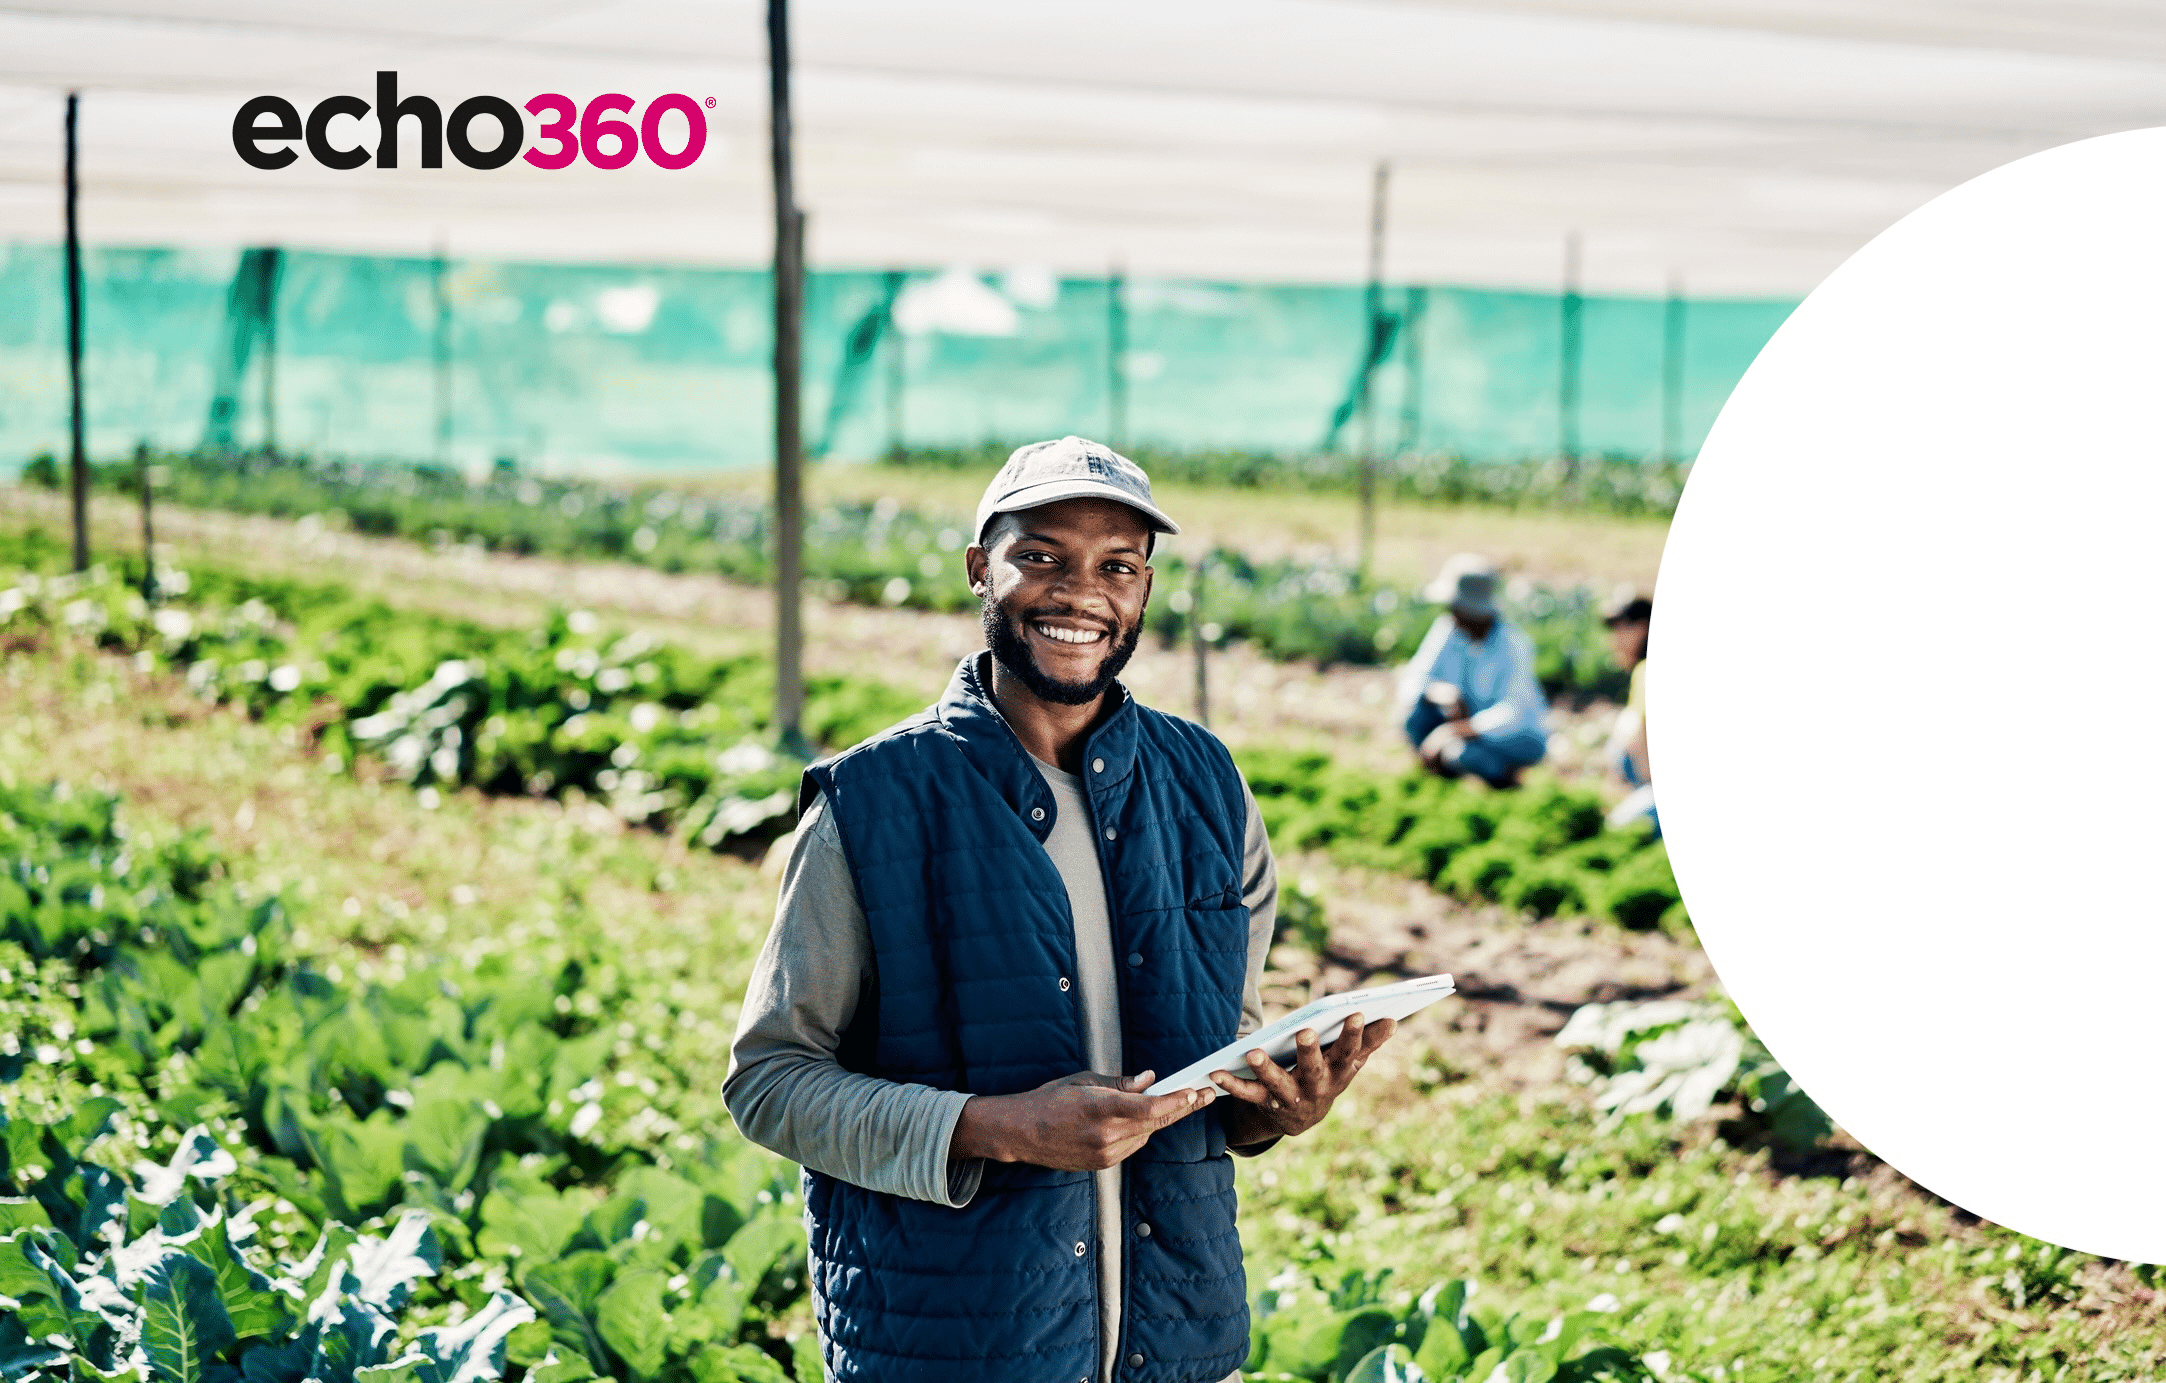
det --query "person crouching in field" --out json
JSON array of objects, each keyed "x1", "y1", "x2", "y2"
[
  {"x1": 724, "y1": 436, "x2": 1396, "y2": 1383},
  {"x1": 1394, "y1": 561, "x2": 1550, "y2": 787},
  {"x1": 1601, "y1": 594, "x2": 1658, "y2": 835}
]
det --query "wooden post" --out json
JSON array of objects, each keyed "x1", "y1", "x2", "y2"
[
  {"x1": 1559, "y1": 232, "x2": 1583, "y2": 479},
  {"x1": 1661, "y1": 272, "x2": 1686, "y2": 467},
  {"x1": 883, "y1": 268, "x2": 905, "y2": 463},
  {"x1": 135, "y1": 440, "x2": 157, "y2": 601},
  {"x1": 1358, "y1": 161, "x2": 1388, "y2": 583},
  {"x1": 1107, "y1": 263, "x2": 1128, "y2": 450},
  {"x1": 770, "y1": 0, "x2": 808, "y2": 753},
  {"x1": 64, "y1": 92, "x2": 88, "y2": 572}
]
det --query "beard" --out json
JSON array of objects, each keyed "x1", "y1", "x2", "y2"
[{"x1": 981, "y1": 596, "x2": 1143, "y2": 706}]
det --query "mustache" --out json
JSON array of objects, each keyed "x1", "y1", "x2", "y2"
[{"x1": 1018, "y1": 607, "x2": 1120, "y2": 636}]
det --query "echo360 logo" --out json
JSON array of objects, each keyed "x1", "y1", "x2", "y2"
[{"x1": 233, "y1": 72, "x2": 711, "y2": 171}]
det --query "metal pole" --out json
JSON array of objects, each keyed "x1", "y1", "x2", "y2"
[
  {"x1": 135, "y1": 440, "x2": 157, "y2": 601},
  {"x1": 1358, "y1": 161, "x2": 1387, "y2": 582},
  {"x1": 262, "y1": 249, "x2": 279, "y2": 457},
  {"x1": 1661, "y1": 272, "x2": 1685, "y2": 467},
  {"x1": 432, "y1": 244, "x2": 450, "y2": 465},
  {"x1": 1189, "y1": 554, "x2": 1210, "y2": 728},
  {"x1": 1397, "y1": 284, "x2": 1427, "y2": 456},
  {"x1": 1559, "y1": 232, "x2": 1582, "y2": 479},
  {"x1": 770, "y1": 0, "x2": 807, "y2": 752},
  {"x1": 1107, "y1": 263, "x2": 1127, "y2": 450},
  {"x1": 64, "y1": 92, "x2": 88, "y2": 572},
  {"x1": 883, "y1": 268, "x2": 905, "y2": 463}
]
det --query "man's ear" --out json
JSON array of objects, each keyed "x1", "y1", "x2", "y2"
[{"x1": 965, "y1": 544, "x2": 989, "y2": 596}]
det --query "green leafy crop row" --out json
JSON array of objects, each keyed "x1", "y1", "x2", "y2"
[
  {"x1": 0, "y1": 529, "x2": 922, "y2": 851},
  {"x1": 1245, "y1": 1269, "x2": 1651, "y2": 1382},
  {"x1": 1, "y1": 777, "x2": 820, "y2": 1382},
  {"x1": 1237, "y1": 752, "x2": 1683, "y2": 935},
  {"x1": 46, "y1": 456, "x2": 1633, "y2": 693}
]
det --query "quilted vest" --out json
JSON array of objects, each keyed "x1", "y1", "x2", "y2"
[{"x1": 799, "y1": 654, "x2": 1254, "y2": 1383}]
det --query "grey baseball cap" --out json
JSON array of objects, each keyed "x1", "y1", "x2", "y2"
[{"x1": 974, "y1": 436, "x2": 1180, "y2": 542}]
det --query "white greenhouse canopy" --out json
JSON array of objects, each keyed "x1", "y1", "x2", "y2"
[{"x1": 2, "y1": 0, "x2": 2165, "y2": 294}]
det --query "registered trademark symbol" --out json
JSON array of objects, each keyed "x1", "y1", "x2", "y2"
[{"x1": 704, "y1": 97, "x2": 716, "y2": 109}]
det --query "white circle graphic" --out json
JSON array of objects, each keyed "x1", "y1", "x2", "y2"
[{"x1": 1654, "y1": 129, "x2": 2166, "y2": 1262}]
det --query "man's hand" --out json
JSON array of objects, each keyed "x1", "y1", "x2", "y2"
[
  {"x1": 951, "y1": 1071, "x2": 1216, "y2": 1172},
  {"x1": 1211, "y1": 1014, "x2": 1397, "y2": 1144}
]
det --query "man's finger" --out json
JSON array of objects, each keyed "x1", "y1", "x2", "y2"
[
  {"x1": 1242, "y1": 1047, "x2": 1305, "y2": 1105},
  {"x1": 1208, "y1": 1070, "x2": 1272, "y2": 1105},
  {"x1": 1292, "y1": 1026, "x2": 1331, "y2": 1084}
]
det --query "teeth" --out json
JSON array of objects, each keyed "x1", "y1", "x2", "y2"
[{"x1": 1033, "y1": 623, "x2": 1106, "y2": 645}]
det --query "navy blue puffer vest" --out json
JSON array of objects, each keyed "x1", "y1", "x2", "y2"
[{"x1": 799, "y1": 654, "x2": 1253, "y2": 1383}]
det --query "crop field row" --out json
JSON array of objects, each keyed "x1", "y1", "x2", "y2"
[
  {"x1": 5, "y1": 497, "x2": 2159, "y2": 1381},
  {"x1": 50, "y1": 454, "x2": 1635, "y2": 697}
]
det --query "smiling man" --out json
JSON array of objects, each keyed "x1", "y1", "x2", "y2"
[{"x1": 724, "y1": 437, "x2": 1395, "y2": 1383}]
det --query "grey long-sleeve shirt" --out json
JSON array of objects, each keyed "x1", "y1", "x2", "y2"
[{"x1": 725, "y1": 743, "x2": 1277, "y2": 1383}]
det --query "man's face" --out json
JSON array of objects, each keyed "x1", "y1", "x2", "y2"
[
  {"x1": 966, "y1": 497, "x2": 1154, "y2": 707},
  {"x1": 1450, "y1": 607, "x2": 1495, "y2": 641},
  {"x1": 1607, "y1": 619, "x2": 1649, "y2": 669}
]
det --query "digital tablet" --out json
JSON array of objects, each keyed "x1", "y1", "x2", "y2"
[{"x1": 1141, "y1": 973, "x2": 1456, "y2": 1096}]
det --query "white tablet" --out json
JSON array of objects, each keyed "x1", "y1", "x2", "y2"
[{"x1": 1141, "y1": 974, "x2": 1456, "y2": 1096}]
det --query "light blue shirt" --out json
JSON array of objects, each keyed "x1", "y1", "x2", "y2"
[{"x1": 1394, "y1": 615, "x2": 1550, "y2": 740}]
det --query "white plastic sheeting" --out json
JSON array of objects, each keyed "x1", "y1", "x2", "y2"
[{"x1": 2, "y1": 0, "x2": 2164, "y2": 292}]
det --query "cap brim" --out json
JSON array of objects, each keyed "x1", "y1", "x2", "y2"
[{"x1": 981, "y1": 478, "x2": 1181, "y2": 536}]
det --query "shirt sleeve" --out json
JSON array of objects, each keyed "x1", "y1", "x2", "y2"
[
  {"x1": 1229, "y1": 780, "x2": 1284, "y2": 1157},
  {"x1": 723, "y1": 795, "x2": 984, "y2": 1207}
]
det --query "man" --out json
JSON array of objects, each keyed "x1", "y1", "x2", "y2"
[
  {"x1": 1600, "y1": 594, "x2": 1657, "y2": 834},
  {"x1": 1394, "y1": 561, "x2": 1549, "y2": 787},
  {"x1": 725, "y1": 436, "x2": 1395, "y2": 1383}
]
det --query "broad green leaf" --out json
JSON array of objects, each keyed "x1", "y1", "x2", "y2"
[
  {"x1": 788, "y1": 1334, "x2": 824, "y2": 1383},
  {"x1": 1329, "y1": 1307, "x2": 1400, "y2": 1382},
  {"x1": 526, "y1": 1347, "x2": 597, "y2": 1383},
  {"x1": 415, "y1": 1290, "x2": 536, "y2": 1383},
  {"x1": 140, "y1": 1254, "x2": 237, "y2": 1383},
  {"x1": 0, "y1": 1198, "x2": 51, "y2": 1234},
  {"x1": 1343, "y1": 1343, "x2": 1428, "y2": 1383},
  {"x1": 522, "y1": 1252, "x2": 615, "y2": 1371},
  {"x1": 343, "y1": 1213, "x2": 440, "y2": 1311},
  {"x1": 579, "y1": 1195, "x2": 644, "y2": 1252},
  {"x1": 593, "y1": 1269, "x2": 668, "y2": 1379},
  {"x1": 611, "y1": 1169, "x2": 704, "y2": 1256},
  {"x1": 1504, "y1": 1351, "x2": 1558, "y2": 1383},
  {"x1": 299, "y1": 1116, "x2": 407, "y2": 1224},
  {"x1": 683, "y1": 1344, "x2": 791, "y2": 1383},
  {"x1": 720, "y1": 1212, "x2": 803, "y2": 1302},
  {"x1": 476, "y1": 1183, "x2": 590, "y2": 1265},
  {"x1": 354, "y1": 1353, "x2": 425, "y2": 1383},
  {"x1": 398, "y1": 1101, "x2": 490, "y2": 1196},
  {"x1": 133, "y1": 1128, "x2": 238, "y2": 1210},
  {"x1": 1463, "y1": 1346, "x2": 1505, "y2": 1382},
  {"x1": 237, "y1": 1337, "x2": 312, "y2": 1383},
  {"x1": 1412, "y1": 1314, "x2": 1471, "y2": 1380},
  {"x1": 173, "y1": 1211, "x2": 291, "y2": 1342},
  {"x1": 309, "y1": 1296, "x2": 400, "y2": 1383},
  {"x1": 503, "y1": 1321, "x2": 555, "y2": 1369}
]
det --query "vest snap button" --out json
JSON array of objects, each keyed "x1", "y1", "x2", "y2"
[
  {"x1": 1104, "y1": 826, "x2": 1117, "y2": 841},
  {"x1": 1127, "y1": 1353, "x2": 1144, "y2": 1368},
  {"x1": 1137, "y1": 1222, "x2": 1151, "y2": 1237},
  {"x1": 1126, "y1": 952, "x2": 1142, "y2": 967},
  {"x1": 1059, "y1": 976, "x2": 1071, "y2": 992},
  {"x1": 1074, "y1": 1241, "x2": 1087, "y2": 1257},
  {"x1": 1031, "y1": 807, "x2": 1045, "y2": 821},
  {"x1": 1092, "y1": 757, "x2": 1105, "y2": 773}
]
